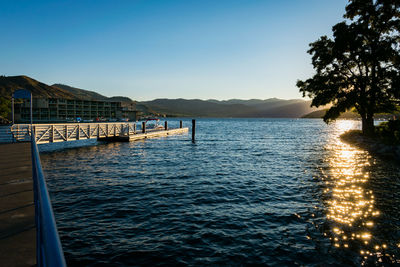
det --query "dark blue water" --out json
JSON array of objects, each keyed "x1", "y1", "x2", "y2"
[{"x1": 39, "y1": 119, "x2": 400, "y2": 266}]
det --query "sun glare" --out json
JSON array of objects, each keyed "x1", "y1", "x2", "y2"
[{"x1": 322, "y1": 120, "x2": 388, "y2": 263}]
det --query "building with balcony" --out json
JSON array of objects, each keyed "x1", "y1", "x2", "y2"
[{"x1": 14, "y1": 98, "x2": 138, "y2": 123}]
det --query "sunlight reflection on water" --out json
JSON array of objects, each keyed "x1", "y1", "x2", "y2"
[{"x1": 324, "y1": 120, "x2": 397, "y2": 265}]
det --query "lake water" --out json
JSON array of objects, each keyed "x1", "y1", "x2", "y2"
[{"x1": 39, "y1": 119, "x2": 400, "y2": 266}]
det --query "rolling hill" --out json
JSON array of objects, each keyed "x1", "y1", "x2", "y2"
[
  {"x1": 53, "y1": 83, "x2": 109, "y2": 101},
  {"x1": 0, "y1": 76, "x2": 137, "y2": 104},
  {"x1": 0, "y1": 75, "x2": 77, "y2": 99}
]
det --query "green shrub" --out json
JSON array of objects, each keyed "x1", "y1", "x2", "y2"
[{"x1": 375, "y1": 120, "x2": 400, "y2": 145}]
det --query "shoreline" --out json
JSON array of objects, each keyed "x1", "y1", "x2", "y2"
[{"x1": 340, "y1": 130, "x2": 400, "y2": 161}]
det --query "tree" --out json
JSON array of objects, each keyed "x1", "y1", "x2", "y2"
[
  {"x1": 0, "y1": 96, "x2": 11, "y2": 119},
  {"x1": 297, "y1": 0, "x2": 400, "y2": 135}
]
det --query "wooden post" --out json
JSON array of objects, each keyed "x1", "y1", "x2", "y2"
[
  {"x1": 11, "y1": 97, "x2": 14, "y2": 124},
  {"x1": 180, "y1": 120, "x2": 183, "y2": 128},
  {"x1": 97, "y1": 124, "x2": 100, "y2": 138},
  {"x1": 51, "y1": 125, "x2": 54, "y2": 143},
  {"x1": 33, "y1": 125, "x2": 36, "y2": 142},
  {"x1": 192, "y1": 119, "x2": 196, "y2": 143},
  {"x1": 88, "y1": 125, "x2": 91, "y2": 139},
  {"x1": 142, "y1": 121, "x2": 146, "y2": 133},
  {"x1": 65, "y1": 125, "x2": 68, "y2": 141},
  {"x1": 114, "y1": 124, "x2": 116, "y2": 136},
  {"x1": 127, "y1": 124, "x2": 130, "y2": 136},
  {"x1": 77, "y1": 124, "x2": 80, "y2": 140},
  {"x1": 133, "y1": 123, "x2": 136, "y2": 134},
  {"x1": 106, "y1": 124, "x2": 108, "y2": 137},
  {"x1": 165, "y1": 121, "x2": 168, "y2": 130}
]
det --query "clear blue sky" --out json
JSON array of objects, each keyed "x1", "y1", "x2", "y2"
[{"x1": 0, "y1": 0, "x2": 347, "y2": 101}]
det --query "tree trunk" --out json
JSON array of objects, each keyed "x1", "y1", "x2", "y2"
[{"x1": 362, "y1": 115, "x2": 374, "y2": 136}]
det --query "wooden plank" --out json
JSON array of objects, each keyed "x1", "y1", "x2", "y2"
[{"x1": 0, "y1": 143, "x2": 36, "y2": 266}]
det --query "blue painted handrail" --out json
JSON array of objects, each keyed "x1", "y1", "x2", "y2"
[{"x1": 31, "y1": 135, "x2": 67, "y2": 267}]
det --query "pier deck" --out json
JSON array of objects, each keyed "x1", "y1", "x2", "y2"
[
  {"x1": 130, "y1": 127, "x2": 188, "y2": 140},
  {"x1": 0, "y1": 143, "x2": 36, "y2": 266}
]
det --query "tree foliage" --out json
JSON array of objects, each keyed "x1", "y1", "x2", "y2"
[
  {"x1": 297, "y1": 0, "x2": 400, "y2": 134},
  {"x1": 0, "y1": 96, "x2": 11, "y2": 119}
]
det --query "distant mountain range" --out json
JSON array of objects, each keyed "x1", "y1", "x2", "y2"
[
  {"x1": 142, "y1": 98, "x2": 323, "y2": 118},
  {"x1": 0, "y1": 75, "x2": 325, "y2": 118}
]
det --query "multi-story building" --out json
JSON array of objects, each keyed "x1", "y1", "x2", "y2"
[{"x1": 14, "y1": 98, "x2": 138, "y2": 123}]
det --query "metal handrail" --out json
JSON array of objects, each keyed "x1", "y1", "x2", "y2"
[{"x1": 31, "y1": 135, "x2": 67, "y2": 267}]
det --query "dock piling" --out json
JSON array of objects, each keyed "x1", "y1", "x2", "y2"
[
  {"x1": 165, "y1": 121, "x2": 168, "y2": 130},
  {"x1": 180, "y1": 120, "x2": 183, "y2": 128},
  {"x1": 142, "y1": 122, "x2": 146, "y2": 133},
  {"x1": 192, "y1": 119, "x2": 196, "y2": 143}
]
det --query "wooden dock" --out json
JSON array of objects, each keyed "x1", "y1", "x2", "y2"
[
  {"x1": 7, "y1": 122, "x2": 189, "y2": 144},
  {"x1": 0, "y1": 143, "x2": 36, "y2": 266}
]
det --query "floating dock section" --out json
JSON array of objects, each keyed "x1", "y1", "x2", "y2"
[{"x1": 99, "y1": 127, "x2": 189, "y2": 142}]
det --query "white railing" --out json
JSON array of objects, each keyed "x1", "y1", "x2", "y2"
[{"x1": 10, "y1": 122, "x2": 139, "y2": 144}]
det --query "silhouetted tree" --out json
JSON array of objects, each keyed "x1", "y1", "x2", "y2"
[{"x1": 297, "y1": 0, "x2": 400, "y2": 135}]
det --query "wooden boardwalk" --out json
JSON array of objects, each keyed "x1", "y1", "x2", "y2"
[{"x1": 0, "y1": 143, "x2": 35, "y2": 266}]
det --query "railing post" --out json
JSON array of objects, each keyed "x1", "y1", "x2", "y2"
[
  {"x1": 88, "y1": 124, "x2": 91, "y2": 139},
  {"x1": 165, "y1": 121, "x2": 168, "y2": 130},
  {"x1": 114, "y1": 124, "x2": 116, "y2": 136},
  {"x1": 142, "y1": 122, "x2": 146, "y2": 133},
  {"x1": 180, "y1": 120, "x2": 183, "y2": 128},
  {"x1": 34, "y1": 126, "x2": 36, "y2": 142},
  {"x1": 65, "y1": 125, "x2": 68, "y2": 141},
  {"x1": 106, "y1": 124, "x2": 108, "y2": 137},
  {"x1": 17, "y1": 124, "x2": 19, "y2": 141},
  {"x1": 77, "y1": 124, "x2": 80, "y2": 140},
  {"x1": 134, "y1": 123, "x2": 136, "y2": 134},
  {"x1": 51, "y1": 125, "x2": 54, "y2": 143},
  {"x1": 97, "y1": 124, "x2": 100, "y2": 138}
]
